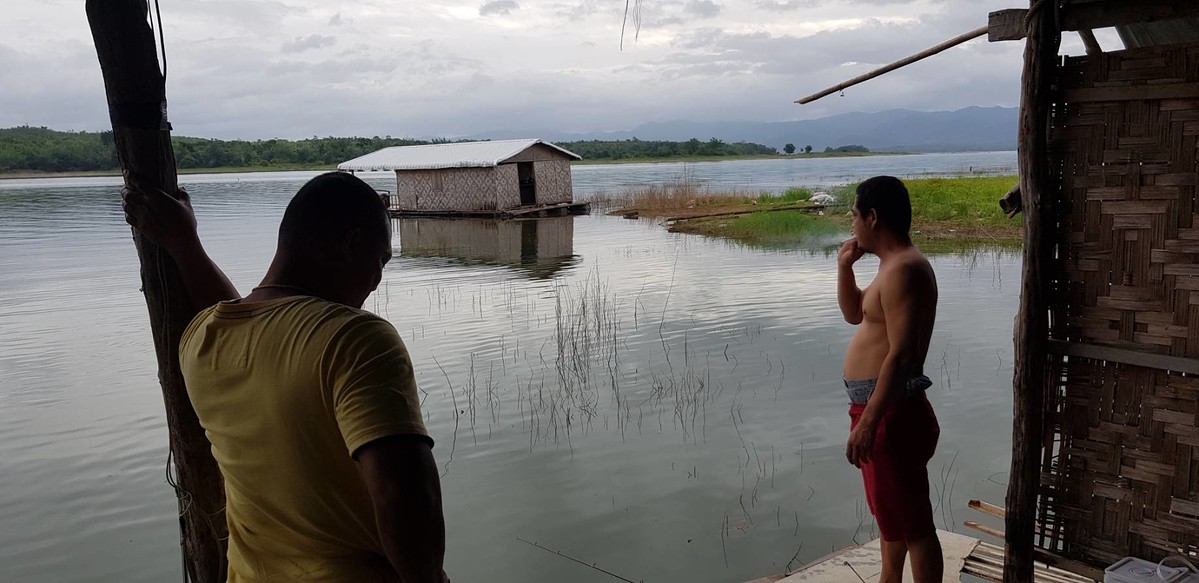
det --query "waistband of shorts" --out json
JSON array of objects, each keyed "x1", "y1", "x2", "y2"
[{"x1": 844, "y1": 375, "x2": 932, "y2": 405}]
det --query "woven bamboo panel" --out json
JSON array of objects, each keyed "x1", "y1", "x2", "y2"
[
  {"x1": 1039, "y1": 42, "x2": 1199, "y2": 566},
  {"x1": 395, "y1": 168, "x2": 498, "y2": 211},
  {"x1": 534, "y1": 160, "x2": 574, "y2": 205}
]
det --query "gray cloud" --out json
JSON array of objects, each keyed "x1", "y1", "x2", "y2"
[
  {"x1": 281, "y1": 34, "x2": 337, "y2": 53},
  {"x1": 553, "y1": 0, "x2": 624, "y2": 22},
  {"x1": 753, "y1": 0, "x2": 809, "y2": 11},
  {"x1": 4, "y1": 0, "x2": 1036, "y2": 140},
  {"x1": 685, "y1": 0, "x2": 723, "y2": 17},
  {"x1": 480, "y1": 0, "x2": 519, "y2": 16}
]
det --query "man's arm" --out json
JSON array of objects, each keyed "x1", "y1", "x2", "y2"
[
  {"x1": 846, "y1": 263, "x2": 927, "y2": 466},
  {"x1": 356, "y1": 436, "x2": 446, "y2": 583},
  {"x1": 837, "y1": 238, "x2": 865, "y2": 325},
  {"x1": 122, "y1": 186, "x2": 239, "y2": 310}
]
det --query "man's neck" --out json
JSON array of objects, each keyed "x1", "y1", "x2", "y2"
[
  {"x1": 244, "y1": 258, "x2": 336, "y2": 304},
  {"x1": 872, "y1": 234, "x2": 914, "y2": 262}
]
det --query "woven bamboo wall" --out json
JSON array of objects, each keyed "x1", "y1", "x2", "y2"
[
  {"x1": 534, "y1": 159, "x2": 574, "y2": 205},
  {"x1": 496, "y1": 163, "x2": 520, "y2": 209},
  {"x1": 1039, "y1": 41, "x2": 1199, "y2": 566},
  {"x1": 395, "y1": 168, "x2": 498, "y2": 211}
]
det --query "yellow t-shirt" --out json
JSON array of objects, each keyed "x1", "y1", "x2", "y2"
[{"x1": 180, "y1": 295, "x2": 429, "y2": 582}]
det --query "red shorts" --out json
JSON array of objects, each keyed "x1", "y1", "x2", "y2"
[{"x1": 848, "y1": 394, "x2": 940, "y2": 542}]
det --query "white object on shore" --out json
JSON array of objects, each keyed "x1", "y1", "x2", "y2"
[{"x1": 810, "y1": 192, "x2": 836, "y2": 205}]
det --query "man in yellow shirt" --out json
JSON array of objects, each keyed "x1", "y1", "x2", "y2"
[{"x1": 123, "y1": 172, "x2": 446, "y2": 582}]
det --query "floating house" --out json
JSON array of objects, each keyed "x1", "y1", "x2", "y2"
[{"x1": 337, "y1": 139, "x2": 586, "y2": 217}]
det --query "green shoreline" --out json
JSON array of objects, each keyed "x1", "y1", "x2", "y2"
[
  {"x1": 0, "y1": 164, "x2": 337, "y2": 180},
  {"x1": 0, "y1": 152, "x2": 911, "y2": 180},
  {"x1": 617, "y1": 176, "x2": 1025, "y2": 252}
]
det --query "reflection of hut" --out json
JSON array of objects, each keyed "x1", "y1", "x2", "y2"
[
  {"x1": 337, "y1": 139, "x2": 588, "y2": 217},
  {"x1": 398, "y1": 217, "x2": 577, "y2": 279},
  {"x1": 788, "y1": 3, "x2": 1199, "y2": 583}
]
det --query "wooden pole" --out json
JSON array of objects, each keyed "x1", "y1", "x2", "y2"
[
  {"x1": 1004, "y1": 1, "x2": 1058, "y2": 582},
  {"x1": 794, "y1": 25, "x2": 988, "y2": 105},
  {"x1": 85, "y1": 1, "x2": 228, "y2": 581}
]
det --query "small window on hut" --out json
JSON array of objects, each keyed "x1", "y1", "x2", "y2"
[{"x1": 431, "y1": 172, "x2": 444, "y2": 192}]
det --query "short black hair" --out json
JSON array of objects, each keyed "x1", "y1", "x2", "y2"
[
  {"x1": 278, "y1": 172, "x2": 387, "y2": 251},
  {"x1": 855, "y1": 175, "x2": 911, "y2": 237}
]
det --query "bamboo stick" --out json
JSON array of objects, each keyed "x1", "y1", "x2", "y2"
[
  {"x1": 966, "y1": 520, "x2": 1007, "y2": 540},
  {"x1": 1005, "y1": 1, "x2": 1059, "y2": 582},
  {"x1": 85, "y1": 1, "x2": 228, "y2": 581},
  {"x1": 969, "y1": 499, "x2": 1007, "y2": 519},
  {"x1": 794, "y1": 25, "x2": 989, "y2": 105}
]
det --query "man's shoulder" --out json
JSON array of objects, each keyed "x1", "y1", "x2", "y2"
[
  {"x1": 181, "y1": 304, "x2": 221, "y2": 347},
  {"x1": 188, "y1": 297, "x2": 397, "y2": 347},
  {"x1": 305, "y1": 300, "x2": 402, "y2": 350},
  {"x1": 893, "y1": 248, "x2": 933, "y2": 273},
  {"x1": 878, "y1": 250, "x2": 935, "y2": 289},
  {"x1": 299, "y1": 297, "x2": 389, "y2": 325}
]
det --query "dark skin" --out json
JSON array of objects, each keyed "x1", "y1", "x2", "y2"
[{"x1": 122, "y1": 185, "x2": 448, "y2": 583}]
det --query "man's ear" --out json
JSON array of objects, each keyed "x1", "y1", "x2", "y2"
[{"x1": 863, "y1": 208, "x2": 878, "y2": 230}]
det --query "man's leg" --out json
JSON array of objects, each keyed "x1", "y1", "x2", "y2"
[
  {"x1": 879, "y1": 538, "x2": 908, "y2": 583},
  {"x1": 907, "y1": 533, "x2": 943, "y2": 583}
]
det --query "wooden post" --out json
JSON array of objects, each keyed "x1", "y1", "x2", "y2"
[
  {"x1": 1004, "y1": 1, "x2": 1058, "y2": 582},
  {"x1": 85, "y1": 1, "x2": 228, "y2": 581}
]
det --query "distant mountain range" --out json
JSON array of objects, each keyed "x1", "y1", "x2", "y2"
[{"x1": 469, "y1": 106, "x2": 1017, "y2": 153}]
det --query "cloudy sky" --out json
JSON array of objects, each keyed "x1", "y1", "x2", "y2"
[{"x1": 4, "y1": 0, "x2": 1110, "y2": 140}]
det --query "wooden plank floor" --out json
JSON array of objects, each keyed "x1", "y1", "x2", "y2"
[
  {"x1": 743, "y1": 531, "x2": 1098, "y2": 583},
  {"x1": 962, "y1": 541, "x2": 1095, "y2": 583}
]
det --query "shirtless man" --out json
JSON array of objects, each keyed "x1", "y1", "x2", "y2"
[{"x1": 837, "y1": 176, "x2": 942, "y2": 583}]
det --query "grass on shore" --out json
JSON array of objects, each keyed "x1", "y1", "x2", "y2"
[
  {"x1": 635, "y1": 176, "x2": 1023, "y2": 251},
  {"x1": 594, "y1": 180, "x2": 756, "y2": 211},
  {"x1": 670, "y1": 210, "x2": 847, "y2": 248}
]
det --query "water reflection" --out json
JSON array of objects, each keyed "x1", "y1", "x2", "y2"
[
  {"x1": 397, "y1": 217, "x2": 579, "y2": 279},
  {"x1": 0, "y1": 169, "x2": 1024, "y2": 583}
]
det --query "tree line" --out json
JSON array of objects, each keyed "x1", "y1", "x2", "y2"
[
  {"x1": 0, "y1": 126, "x2": 437, "y2": 173},
  {"x1": 0, "y1": 127, "x2": 786, "y2": 173},
  {"x1": 556, "y1": 138, "x2": 777, "y2": 160}
]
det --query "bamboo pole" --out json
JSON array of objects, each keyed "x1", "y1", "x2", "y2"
[
  {"x1": 85, "y1": 1, "x2": 228, "y2": 581},
  {"x1": 1004, "y1": 1, "x2": 1058, "y2": 582},
  {"x1": 794, "y1": 25, "x2": 988, "y2": 105}
]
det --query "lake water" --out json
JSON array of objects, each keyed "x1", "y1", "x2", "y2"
[{"x1": 0, "y1": 154, "x2": 1019, "y2": 582}]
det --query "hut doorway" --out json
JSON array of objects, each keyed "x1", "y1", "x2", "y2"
[{"x1": 517, "y1": 162, "x2": 536, "y2": 205}]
